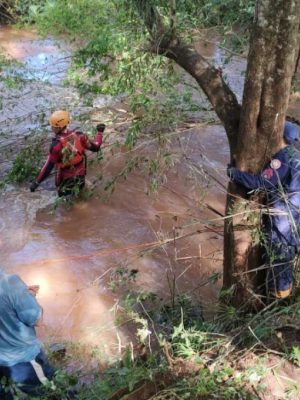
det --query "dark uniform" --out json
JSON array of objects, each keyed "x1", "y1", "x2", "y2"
[{"x1": 228, "y1": 122, "x2": 300, "y2": 297}]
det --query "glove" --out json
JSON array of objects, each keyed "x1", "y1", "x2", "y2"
[
  {"x1": 96, "y1": 123, "x2": 106, "y2": 132},
  {"x1": 227, "y1": 165, "x2": 237, "y2": 180},
  {"x1": 30, "y1": 181, "x2": 39, "y2": 192}
]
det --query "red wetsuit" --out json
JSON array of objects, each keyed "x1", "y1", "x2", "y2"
[{"x1": 36, "y1": 129, "x2": 103, "y2": 188}]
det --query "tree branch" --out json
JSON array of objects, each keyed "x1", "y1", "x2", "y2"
[
  {"x1": 130, "y1": 0, "x2": 241, "y2": 151},
  {"x1": 131, "y1": 0, "x2": 165, "y2": 40},
  {"x1": 170, "y1": 0, "x2": 176, "y2": 36}
]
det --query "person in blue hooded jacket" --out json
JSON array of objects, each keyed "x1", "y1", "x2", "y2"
[
  {"x1": 0, "y1": 268, "x2": 54, "y2": 399},
  {"x1": 227, "y1": 121, "x2": 300, "y2": 299}
]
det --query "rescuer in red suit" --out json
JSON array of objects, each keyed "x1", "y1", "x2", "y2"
[{"x1": 30, "y1": 110, "x2": 105, "y2": 197}]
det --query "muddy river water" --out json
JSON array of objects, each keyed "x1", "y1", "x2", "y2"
[{"x1": 0, "y1": 27, "x2": 299, "y2": 362}]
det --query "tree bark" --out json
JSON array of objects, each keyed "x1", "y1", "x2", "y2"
[
  {"x1": 238, "y1": 0, "x2": 300, "y2": 169},
  {"x1": 131, "y1": 0, "x2": 300, "y2": 308},
  {"x1": 295, "y1": 42, "x2": 300, "y2": 75},
  {"x1": 224, "y1": 0, "x2": 300, "y2": 307}
]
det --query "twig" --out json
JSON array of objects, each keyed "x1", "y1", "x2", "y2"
[{"x1": 248, "y1": 326, "x2": 284, "y2": 356}]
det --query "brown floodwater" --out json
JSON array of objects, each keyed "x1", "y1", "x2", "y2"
[
  {"x1": 0, "y1": 26, "x2": 70, "y2": 82},
  {"x1": 1, "y1": 122, "x2": 228, "y2": 356},
  {"x1": 1, "y1": 26, "x2": 299, "y2": 362}
]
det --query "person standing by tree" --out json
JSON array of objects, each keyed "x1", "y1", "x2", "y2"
[
  {"x1": 30, "y1": 110, "x2": 105, "y2": 197},
  {"x1": 227, "y1": 122, "x2": 300, "y2": 299},
  {"x1": 0, "y1": 268, "x2": 54, "y2": 399},
  {"x1": 124, "y1": 0, "x2": 299, "y2": 306}
]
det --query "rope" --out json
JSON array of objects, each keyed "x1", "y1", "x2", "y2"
[{"x1": 17, "y1": 230, "x2": 204, "y2": 268}]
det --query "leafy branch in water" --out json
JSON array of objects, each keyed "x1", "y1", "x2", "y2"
[
  {"x1": 5, "y1": 136, "x2": 46, "y2": 183},
  {"x1": 0, "y1": 53, "x2": 25, "y2": 89},
  {"x1": 21, "y1": 1, "x2": 252, "y2": 201}
]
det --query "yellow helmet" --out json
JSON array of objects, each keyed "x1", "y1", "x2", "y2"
[{"x1": 49, "y1": 110, "x2": 70, "y2": 128}]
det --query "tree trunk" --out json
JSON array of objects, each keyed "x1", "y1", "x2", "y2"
[
  {"x1": 295, "y1": 42, "x2": 300, "y2": 75},
  {"x1": 131, "y1": 0, "x2": 300, "y2": 308},
  {"x1": 224, "y1": 0, "x2": 300, "y2": 308}
]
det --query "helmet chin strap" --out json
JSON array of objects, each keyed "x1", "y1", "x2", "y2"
[
  {"x1": 58, "y1": 126, "x2": 67, "y2": 134},
  {"x1": 52, "y1": 126, "x2": 66, "y2": 135}
]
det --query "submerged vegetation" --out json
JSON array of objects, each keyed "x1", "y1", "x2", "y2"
[
  {"x1": 1, "y1": 0, "x2": 251, "y2": 188},
  {"x1": 6, "y1": 137, "x2": 45, "y2": 183},
  {"x1": 0, "y1": 1, "x2": 300, "y2": 399}
]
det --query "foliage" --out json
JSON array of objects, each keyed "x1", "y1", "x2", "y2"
[
  {"x1": 34, "y1": 0, "x2": 120, "y2": 38},
  {"x1": 1, "y1": 334, "x2": 164, "y2": 399},
  {"x1": 286, "y1": 381, "x2": 300, "y2": 399},
  {"x1": 289, "y1": 346, "x2": 300, "y2": 367},
  {"x1": 190, "y1": 367, "x2": 259, "y2": 399},
  {"x1": 0, "y1": 2, "x2": 298, "y2": 397},
  {"x1": 0, "y1": 0, "x2": 44, "y2": 24},
  {"x1": 0, "y1": 53, "x2": 15, "y2": 70},
  {"x1": 6, "y1": 137, "x2": 45, "y2": 183},
  {"x1": 32, "y1": 0, "x2": 253, "y2": 110},
  {"x1": 14, "y1": 0, "x2": 255, "y2": 199},
  {"x1": 108, "y1": 265, "x2": 138, "y2": 291},
  {"x1": 65, "y1": 352, "x2": 161, "y2": 400},
  {"x1": 75, "y1": 354, "x2": 162, "y2": 400},
  {"x1": 171, "y1": 319, "x2": 226, "y2": 360},
  {"x1": 101, "y1": 135, "x2": 180, "y2": 199},
  {"x1": 1, "y1": 369, "x2": 76, "y2": 400},
  {"x1": 12, "y1": 0, "x2": 256, "y2": 36},
  {"x1": 2, "y1": 280, "x2": 298, "y2": 399},
  {"x1": 127, "y1": 0, "x2": 255, "y2": 33},
  {"x1": 0, "y1": 53, "x2": 24, "y2": 88},
  {"x1": 191, "y1": 0, "x2": 255, "y2": 31}
]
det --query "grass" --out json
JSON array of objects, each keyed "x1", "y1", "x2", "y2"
[
  {"x1": 9, "y1": 291, "x2": 296, "y2": 399},
  {"x1": 0, "y1": 4, "x2": 299, "y2": 398}
]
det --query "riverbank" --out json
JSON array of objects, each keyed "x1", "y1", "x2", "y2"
[{"x1": 0, "y1": 25, "x2": 300, "y2": 399}]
